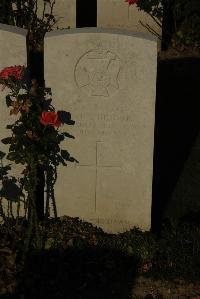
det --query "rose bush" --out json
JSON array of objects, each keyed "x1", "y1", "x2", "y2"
[
  {"x1": 0, "y1": 64, "x2": 77, "y2": 251},
  {"x1": 125, "y1": 0, "x2": 200, "y2": 51}
]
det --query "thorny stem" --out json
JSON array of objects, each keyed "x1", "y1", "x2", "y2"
[
  {"x1": 23, "y1": 160, "x2": 42, "y2": 255},
  {"x1": 0, "y1": 158, "x2": 6, "y2": 221}
]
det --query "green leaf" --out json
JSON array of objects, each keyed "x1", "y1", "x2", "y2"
[
  {"x1": 6, "y1": 95, "x2": 12, "y2": 107},
  {"x1": 45, "y1": 238, "x2": 55, "y2": 250},
  {"x1": 7, "y1": 152, "x2": 17, "y2": 161},
  {"x1": 1, "y1": 137, "x2": 12, "y2": 144},
  {"x1": 44, "y1": 14, "x2": 55, "y2": 20},
  {"x1": 62, "y1": 132, "x2": 75, "y2": 139},
  {"x1": 12, "y1": 126, "x2": 25, "y2": 135},
  {"x1": 1, "y1": 179, "x2": 21, "y2": 202},
  {"x1": 0, "y1": 165, "x2": 11, "y2": 179},
  {"x1": 60, "y1": 149, "x2": 70, "y2": 160},
  {"x1": 17, "y1": 94, "x2": 28, "y2": 102},
  {"x1": 57, "y1": 155, "x2": 67, "y2": 166},
  {"x1": 57, "y1": 111, "x2": 75, "y2": 125},
  {"x1": 0, "y1": 151, "x2": 6, "y2": 159},
  {"x1": 44, "y1": 87, "x2": 52, "y2": 95},
  {"x1": 61, "y1": 150, "x2": 79, "y2": 163}
]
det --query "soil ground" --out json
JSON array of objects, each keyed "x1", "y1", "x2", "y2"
[{"x1": 132, "y1": 276, "x2": 200, "y2": 298}]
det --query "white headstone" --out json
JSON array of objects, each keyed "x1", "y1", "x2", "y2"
[
  {"x1": 44, "y1": 28, "x2": 157, "y2": 233},
  {"x1": 0, "y1": 23, "x2": 27, "y2": 217},
  {"x1": 36, "y1": 0, "x2": 162, "y2": 51},
  {"x1": 97, "y1": 0, "x2": 162, "y2": 38},
  {"x1": 37, "y1": 0, "x2": 76, "y2": 29}
]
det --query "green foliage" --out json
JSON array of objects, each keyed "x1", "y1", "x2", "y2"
[
  {"x1": 0, "y1": 0, "x2": 60, "y2": 52},
  {"x1": 0, "y1": 68, "x2": 77, "y2": 253},
  {"x1": 0, "y1": 78, "x2": 77, "y2": 172},
  {"x1": 137, "y1": 0, "x2": 164, "y2": 19},
  {"x1": 0, "y1": 151, "x2": 6, "y2": 159},
  {"x1": 60, "y1": 150, "x2": 78, "y2": 163},
  {"x1": 1, "y1": 215, "x2": 199, "y2": 283},
  {"x1": 1, "y1": 137, "x2": 13, "y2": 145},
  {"x1": 0, "y1": 0, "x2": 76, "y2": 256},
  {"x1": 0, "y1": 178, "x2": 23, "y2": 202},
  {"x1": 0, "y1": 155, "x2": 24, "y2": 223},
  {"x1": 149, "y1": 220, "x2": 200, "y2": 281},
  {"x1": 5, "y1": 95, "x2": 13, "y2": 107},
  {"x1": 10, "y1": 216, "x2": 199, "y2": 281},
  {"x1": 134, "y1": 0, "x2": 200, "y2": 49},
  {"x1": 173, "y1": 0, "x2": 200, "y2": 46}
]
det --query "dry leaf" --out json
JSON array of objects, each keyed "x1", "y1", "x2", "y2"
[
  {"x1": 21, "y1": 98, "x2": 32, "y2": 112},
  {"x1": 10, "y1": 101, "x2": 20, "y2": 115},
  {"x1": 29, "y1": 79, "x2": 38, "y2": 96}
]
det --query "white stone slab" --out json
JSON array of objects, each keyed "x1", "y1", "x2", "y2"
[
  {"x1": 97, "y1": 0, "x2": 162, "y2": 35},
  {"x1": 44, "y1": 28, "x2": 157, "y2": 233},
  {"x1": 0, "y1": 23, "x2": 27, "y2": 217},
  {"x1": 37, "y1": 0, "x2": 76, "y2": 30},
  {"x1": 36, "y1": 0, "x2": 162, "y2": 50}
]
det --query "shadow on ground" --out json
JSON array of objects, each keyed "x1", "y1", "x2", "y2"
[
  {"x1": 15, "y1": 247, "x2": 138, "y2": 299},
  {"x1": 152, "y1": 57, "x2": 200, "y2": 235}
]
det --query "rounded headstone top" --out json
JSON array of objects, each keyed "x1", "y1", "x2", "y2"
[
  {"x1": 0, "y1": 23, "x2": 27, "y2": 36},
  {"x1": 45, "y1": 27, "x2": 157, "y2": 42}
]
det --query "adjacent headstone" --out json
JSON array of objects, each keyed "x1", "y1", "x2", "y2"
[
  {"x1": 44, "y1": 28, "x2": 157, "y2": 233},
  {"x1": 36, "y1": 0, "x2": 162, "y2": 50},
  {"x1": 164, "y1": 131, "x2": 200, "y2": 222},
  {"x1": 97, "y1": 0, "x2": 161, "y2": 33},
  {"x1": 0, "y1": 23, "x2": 27, "y2": 217},
  {"x1": 37, "y1": 0, "x2": 76, "y2": 30}
]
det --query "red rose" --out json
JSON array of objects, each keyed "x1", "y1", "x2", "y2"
[
  {"x1": 40, "y1": 111, "x2": 62, "y2": 127},
  {"x1": 0, "y1": 65, "x2": 25, "y2": 81},
  {"x1": 125, "y1": 0, "x2": 138, "y2": 5}
]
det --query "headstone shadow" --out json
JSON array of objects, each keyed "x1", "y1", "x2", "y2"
[
  {"x1": 17, "y1": 247, "x2": 138, "y2": 299},
  {"x1": 152, "y1": 57, "x2": 200, "y2": 234}
]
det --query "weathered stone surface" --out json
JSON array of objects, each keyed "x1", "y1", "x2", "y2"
[
  {"x1": 97, "y1": 0, "x2": 162, "y2": 49},
  {"x1": 0, "y1": 23, "x2": 27, "y2": 217},
  {"x1": 37, "y1": 0, "x2": 76, "y2": 30},
  {"x1": 44, "y1": 28, "x2": 157, "y2": 233},
  {"x1": 36, "y1": 0, "x2": 162, "y2": 50}
]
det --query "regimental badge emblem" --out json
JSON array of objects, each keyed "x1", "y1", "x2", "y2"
[{"x1": 74, "y1": 45, "x2": 121, "y2": 97}]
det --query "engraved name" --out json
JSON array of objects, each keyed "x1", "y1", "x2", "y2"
[
  {"x1": 89, "y1": 218, "x2": 132, "y2": 226},
  {"x1": 74, "y1": 112, "x2": 135, "y2": 136}
]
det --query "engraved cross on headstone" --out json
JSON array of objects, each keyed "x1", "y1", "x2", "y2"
[{"x1": 75, "y1": 141, "x2": 121, "y2": 212}]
